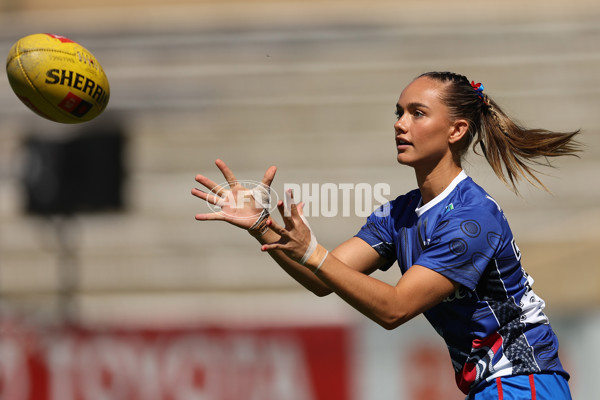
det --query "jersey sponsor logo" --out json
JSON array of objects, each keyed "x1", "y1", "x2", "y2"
[{"x1": 443, "y1": 286, "x2": 473, "y2": 303}]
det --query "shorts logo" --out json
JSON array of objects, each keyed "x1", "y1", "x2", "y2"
[{"x1": 58, "y1": 92, "x2": 93, "y2": 117}]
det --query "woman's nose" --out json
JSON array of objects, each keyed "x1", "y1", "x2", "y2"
[{"x1": 394, "y1": 116, "x2": 407, "y2": 133}]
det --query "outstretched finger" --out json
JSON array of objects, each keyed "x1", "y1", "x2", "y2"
[
  {"x1": 296, "y1": 201, "x2": 311, "y2": 228},
  {"x1": 195, "y1": 211, "x2": 226, "y2": 221},
  {"x1": 277, "y1": 199, "x2": 295, "y2": 230},
  {"x1": 266, "y1": 217, "x2": 289, "y2": 237},
  {"x1": 261, "y1": 165, "x2": 277, "y2": 188},
  {"x1": 195, "y1": 174, "x2": 228, "y2": 196},
  {"x1": 261, "y1": 242, "x2": 286, "y2": 252},
  {"x1": 297, "y1": 201, "x2": 305, "y2": 216},
  {"x1": 283, "y1": 188, "x2": 301, "y2": 220},
  {"x1": 191, "y1": 188, "x2": 224, "y2": 206},
  {"x1": 215, "y1": 159, "x2": 239, "y2": 187}
]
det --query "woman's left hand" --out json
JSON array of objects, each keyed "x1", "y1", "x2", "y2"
[{"x1": 260, "y1": 190, "x2": 314, "y2": 264}]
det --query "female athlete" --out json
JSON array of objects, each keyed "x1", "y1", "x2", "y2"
[{"x1": 192, "y1": 71, "x2": 580, "y2": 399}]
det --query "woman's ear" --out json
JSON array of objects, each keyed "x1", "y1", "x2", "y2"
[{"x1": 448, "y1": 119, "x2": 470, "y2": 144}]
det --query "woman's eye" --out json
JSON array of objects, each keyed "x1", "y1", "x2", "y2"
[
  {"x1": 413, "y1": 110, "x2": 425, "y2": 118},
  {"x1": 395, "y1": 110, "x2": 402, "y2": 119}
]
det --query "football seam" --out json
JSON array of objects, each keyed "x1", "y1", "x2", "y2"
[
  {"x1": 11, "y1": 48, "x2": 77, "y2": 61},
  {"x1": 15, "y1": 47, "x2": 43, "y2": 95},
  {"x1": 14, "y1": 47, "x2": 82, "y2": 122},
  {"x1": 15, "y1": 48, "x2": 103, "y2": 86}
]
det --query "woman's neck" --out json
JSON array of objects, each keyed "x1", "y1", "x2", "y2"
[{"x1": 415, "y1": 162, "x2": 463, "y2": 205}]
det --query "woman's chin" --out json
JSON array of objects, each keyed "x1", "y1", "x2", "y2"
[{"x1": 396, "y1": 154, "x2": 414, "y2": 166}]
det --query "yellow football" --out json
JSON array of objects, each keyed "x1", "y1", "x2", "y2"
[{"x1": 6, "y1": 33, "x2": 110, "y2": 124}]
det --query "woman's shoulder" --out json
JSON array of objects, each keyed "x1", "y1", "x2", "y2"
[
  {"x1": 456, "y1": 178, "x2": 501, "y2": 208},
  {"x1": 387, "y1": 188, "x2": 421, "y2": 213},
  {"x1": 368, "y1": 188, "x2": 421, "y2": 223},
  {"x1": 451, "y1": 178, "x2": 508, "y2": 223},
  {"x1": 390, "y1": 187, "x2": 421, "y2": 206}
]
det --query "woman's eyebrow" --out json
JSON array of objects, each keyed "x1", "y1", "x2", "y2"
[{"x1": 396, "y1": 102, "x2": 430, "y2": 111}]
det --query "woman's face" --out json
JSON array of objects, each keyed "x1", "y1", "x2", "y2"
[{"x1": 394, "y1": 77, "x2": 456, "y2": 169}]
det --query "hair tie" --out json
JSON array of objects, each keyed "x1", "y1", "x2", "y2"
[{"x1": 470, "y1": 81, "x2": 490, "y2": 106}]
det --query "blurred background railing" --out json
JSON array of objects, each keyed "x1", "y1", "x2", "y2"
[{"x1": 1, "y1": 1, "x2": 599, "y2": 399}]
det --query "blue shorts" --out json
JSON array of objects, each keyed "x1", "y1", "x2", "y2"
[{"x1": 468, "y1": 373, "x2": 571, "y2": 400}]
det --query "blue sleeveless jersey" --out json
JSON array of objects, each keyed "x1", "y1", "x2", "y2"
[{"x1": 355, "y1": 171, "x2": 569, "y2": 394}]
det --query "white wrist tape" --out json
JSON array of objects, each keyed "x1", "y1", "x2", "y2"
[
  {"x1": 284, "y1": 188, "x2": 328, "y2": 273},
  {"x1": 249, "y1": 208, "x2": 269, "y2": 228},
  {"x1": 301, "y1": 243, "x2": 329, "y2": 273},
  {"x1": 300, "y1": 232, "x2": 318, "y2": 265},
  {"x1": 298, "y1": 226, "x2": 328, "y2": 273},
  {"x1": 248, "y1": 208, "x2": 270, "y2": 237},
  {"x1": 248, "y1": 183, "x2": 271, "y2": 237},
  {"x1": 313, "y1": 251, "x2": 328, "y2": 274},
  {"x1": 251, "y1": 184, "x2": 271, "y2": 209}
]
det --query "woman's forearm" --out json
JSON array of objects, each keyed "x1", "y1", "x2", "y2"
[{"x1": 253, "y1": 227, "x2": 333, "y2": 297}]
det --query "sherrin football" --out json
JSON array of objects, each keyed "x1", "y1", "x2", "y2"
[{"x1": 6, "y1": 33, "x2": 110, "y2": 124}]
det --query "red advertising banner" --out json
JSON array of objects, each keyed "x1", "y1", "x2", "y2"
[{"x1": 1, "y1": 319, "x2": 350, "y2": 400}]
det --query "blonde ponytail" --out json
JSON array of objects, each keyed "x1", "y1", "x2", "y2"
[
  {"x1": 475, "y1": 95, "x2": 581, "y2": 192},
  {"x1": 418, "y1": 71, "x2": 582, "y2": 193}
]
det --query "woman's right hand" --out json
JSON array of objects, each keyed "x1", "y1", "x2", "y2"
[{"x1": 191, "y1": 159, "x2": 277, "y2": 230}]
